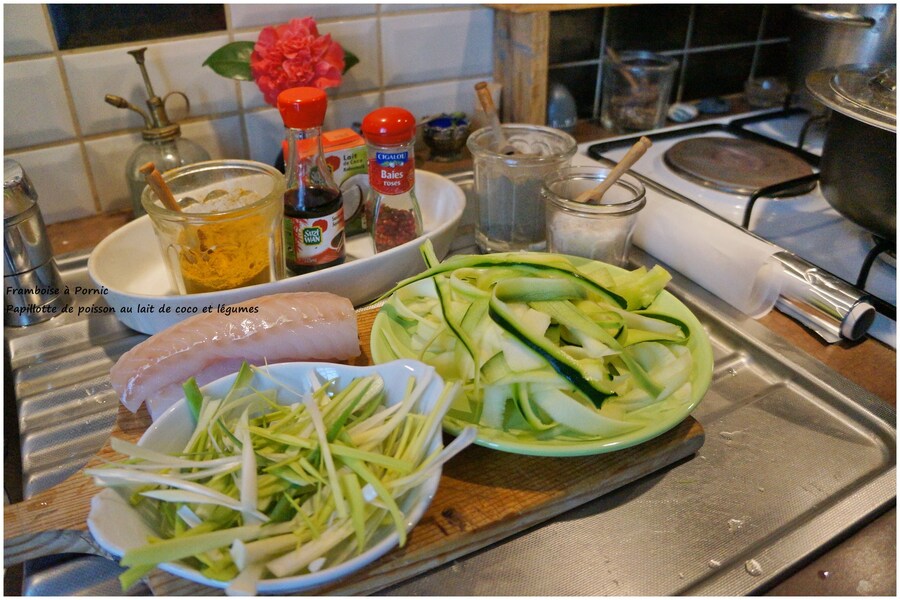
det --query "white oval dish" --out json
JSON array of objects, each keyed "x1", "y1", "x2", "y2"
[
  {"x1": 87, "y1": 359, "x2": 446, "y2": 595},
  {"x1": 88, "y1": 170, "x2": 466, "y2": 334}
]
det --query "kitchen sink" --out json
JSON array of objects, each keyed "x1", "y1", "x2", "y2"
[
  {"x1": 3, "y1": 250, "x2": 151, "y2": 595},
  {"x1": 3, "y1": 173, "x2": 895, "y2": 596}
]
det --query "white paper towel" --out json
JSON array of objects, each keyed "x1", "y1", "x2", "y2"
[{"x1": 632, "y1": 187, "x2": 784, "y2": 318}]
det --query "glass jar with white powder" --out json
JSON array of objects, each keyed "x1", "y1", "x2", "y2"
[{"x1": 543, "y1": 166, "x2": 645, "y2": 267}]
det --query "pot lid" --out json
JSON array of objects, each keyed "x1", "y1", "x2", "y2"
[{"x1": 806, "y1": 64, "x2": 896, "y2": 132}]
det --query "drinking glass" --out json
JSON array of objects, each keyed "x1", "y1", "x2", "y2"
[
  {"x1": 467, "y1": 124, "x2": 577, "y2": 252},
  {"x1": 601, "y1": 51, "x2": 678, "y2": 132}
]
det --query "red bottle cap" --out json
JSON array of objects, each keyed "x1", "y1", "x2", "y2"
[
  {"x1": 361, "y1": 107, "x2": 417, "y2": 145},
  {"x1": 277, "y1": 88, "x2": 327, "y2": 129}
]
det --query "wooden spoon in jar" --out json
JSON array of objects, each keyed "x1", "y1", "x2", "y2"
[
  {"x1": 138, "y1": 162, "x2": 206, "y2": 256},
  {"x1": 573, "y1": 136, "x2": 652, "y2": 205},
  {"x1": 138, "y1": 162, "x2": 181, "y2": 212},
  {"x1": 606, "y1": 47, "x2": 641, "y2": 93},
  {"x1": 474, "y1": 81, "x2": 516, "y2": 155}
]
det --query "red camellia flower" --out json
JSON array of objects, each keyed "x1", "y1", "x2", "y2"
[{"x1": 250, "y1": 18, "x2": 346, "y2": 106}]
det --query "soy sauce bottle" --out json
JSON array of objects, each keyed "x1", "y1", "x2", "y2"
[{"x1": 276, "y1": 87, "x2": 345, "y2": 275}]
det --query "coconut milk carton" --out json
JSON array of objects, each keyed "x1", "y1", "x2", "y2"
[{"x1": 322, "y1": 129, "x2": 368, "y2": 237}]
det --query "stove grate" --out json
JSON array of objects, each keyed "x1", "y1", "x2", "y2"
[{"x1": 741, "y1": 172, "x2": 821, "y2": 229}]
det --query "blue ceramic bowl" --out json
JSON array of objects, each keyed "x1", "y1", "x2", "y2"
[{"x1": 422, "y1": 112, "x2": 471, "y2": 161}]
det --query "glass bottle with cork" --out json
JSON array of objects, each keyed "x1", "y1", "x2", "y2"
[
  {"x1": 276, "y1": 87, "x2": 346, "y2": 275},
  {"x1": 361, "y1": 107, "x2": 423, "y2": 253}
]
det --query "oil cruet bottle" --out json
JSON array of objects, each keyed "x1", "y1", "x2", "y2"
[
  {"x1": 276, "y1": 87, "x2": 346, "y2": 275},
  {"x1": 105, "y1": 47, "x2": 210, "y2": 217},
  {"x1": 361, "y1": 107, "x2": 423, "y2": 253}
]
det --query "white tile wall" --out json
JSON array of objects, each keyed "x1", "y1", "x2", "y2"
[
  {"x1": 318, "y1": 18, "x2": 381, "y2": 94},
  {"x1": 322, "y1": 92, "x2": 383, "y2": 132},
  {"x1": 3, "y1": 4, "x2": 494, "y2": 225},
  {"x1": 230, "y1": 4, "x2": 377, "y2": 29},
  {"x1": 63, "y1": 35, "x2": 237, "y2": 136},
  {"x1": 4, "y1": 57, "x2": 76, "y2": 148},
  {"x1": 182, "y1": 116, "x2": 247, "y2": 164},
  {"x1": 380, "y1": 8, "x2": 493, "y2": 86},
  {"x1": 243, "y1": 109, "x2": 284, "y2": 164},
  {"x1": 3, "y1": 4, "x2": 53, "y2": 57},
  {"x1": 381, "y1": 5, "x2": 459, "y2": 13},
  {"x1": 384, "y1": 76, "x2": 489, "y2": 120},
  {"x1": 7, "y1": 144, "x2": 96, "y2": 223},
  {"x1": 84, "y1": 131, "x2": 143, "y2": 212}
]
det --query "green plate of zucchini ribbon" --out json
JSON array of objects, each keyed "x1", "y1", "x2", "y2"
[{"x1": 371, "y1": 242, "x2": 713, "y2": 457}]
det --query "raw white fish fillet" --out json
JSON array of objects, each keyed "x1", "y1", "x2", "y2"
[{"x1": 110, "y1": 292, "x2": 360, "y2": 420}]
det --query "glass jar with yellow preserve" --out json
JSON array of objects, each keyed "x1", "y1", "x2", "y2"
[{"x1": 141, "y1": 160, "x2": 285, "y2": 295}]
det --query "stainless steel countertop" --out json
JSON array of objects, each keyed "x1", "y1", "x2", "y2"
[{"x1": 5, "y1": 173, "x2": 896, "y2": 596}]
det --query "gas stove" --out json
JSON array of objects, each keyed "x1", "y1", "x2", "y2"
[{"x1": 582, "y1": 109, "x2": 896, "y2": 348}]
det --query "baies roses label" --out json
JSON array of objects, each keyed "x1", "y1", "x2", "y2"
[{"x1": 368, "y1": 151, "x2": 415, "y2": 194}]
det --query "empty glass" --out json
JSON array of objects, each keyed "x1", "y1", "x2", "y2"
[
  {"x1": 467, "y1": 124, "x2": 577, "y2": 252},
  {"x1": 601, "y1": 51, "x2": 678, "y2": 132}
]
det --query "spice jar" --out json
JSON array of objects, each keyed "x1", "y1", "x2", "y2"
[
  {"x1": 543, "y1": 166, "x2": 646, "y2": 267},
  {"x1": 361, "y1": 107, "x2": 423, "y2": 253},
  {"x1": 141, "y1": 160, "x2": 285, "y2": 294},
  {"x1": 277, "y1": 87, "x2": 346, "y2": 275}
]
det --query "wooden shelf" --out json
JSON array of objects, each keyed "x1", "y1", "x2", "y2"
[
  {"x1": 488, "y1": 4, "x2": 611, "y2": 124},
  {"x1": 492, "y1": 9, "x2": 549, "y2": 123}
]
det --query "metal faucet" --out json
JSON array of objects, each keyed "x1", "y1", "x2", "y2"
[{"x1": 4, "y1": 159, "x2": 69, "y2": 326}]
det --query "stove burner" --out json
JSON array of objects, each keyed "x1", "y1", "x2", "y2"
[
  {"x1": 588, "y1": 111, "x2": 897, "y2": 332},
  {"x1": 663, "y1": 137, "x2": 816, "y2": 196}
]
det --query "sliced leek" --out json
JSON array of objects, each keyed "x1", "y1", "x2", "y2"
[{"x1": 86, "y1": 364, "x2": 472, "y2": 593}]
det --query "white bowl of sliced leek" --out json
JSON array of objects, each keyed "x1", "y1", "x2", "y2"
[{"x1": 86, "y1": 360, "x2": 473, "y2": 595}]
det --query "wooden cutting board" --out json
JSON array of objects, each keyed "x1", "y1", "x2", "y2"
[{"x1": 3, "y1": 306, "x2": 705, "y2": 595}]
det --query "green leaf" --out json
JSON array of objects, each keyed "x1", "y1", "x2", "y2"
[
  {"x1": 343, "y1": 49, "x2": 360, "y2": 74},
  {"x1": 202, "y1": 41, "x2": 255, "y2": 81}
]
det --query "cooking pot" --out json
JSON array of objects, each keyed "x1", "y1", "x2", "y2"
[
  {"x1": 790, "y1": 5, "x2": 896, "y2": 107},
  {"x1": 807, "y1": 64, "x2": 896, "y2": 241}
]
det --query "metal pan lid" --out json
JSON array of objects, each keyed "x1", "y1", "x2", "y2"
[{"x1": 806, "y1": 64, "x2": 896, "y2": 132}]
